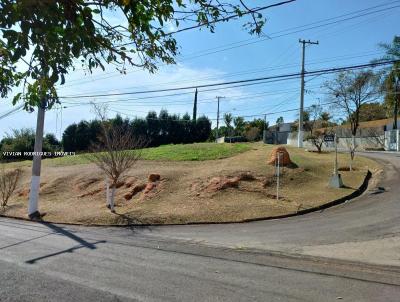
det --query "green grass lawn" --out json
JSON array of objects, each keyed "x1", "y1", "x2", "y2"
[{"x1": 3, "y1": 143, "x2": 252, "y2": 168}]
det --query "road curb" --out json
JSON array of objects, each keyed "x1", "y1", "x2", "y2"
[{"x1": 0, "y1": 170, "x2": 373, "y2": 227}]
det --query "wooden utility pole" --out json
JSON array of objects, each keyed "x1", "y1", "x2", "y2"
[
  {"x1": 215, "y1": 96, "x2": 225, "y2": 141},
  {"x1": 28, "y1": 100, "x2": 46, "y2": 219},
  {"x1": 298, "y1": 39, "x2": 319, "y2": 148}
]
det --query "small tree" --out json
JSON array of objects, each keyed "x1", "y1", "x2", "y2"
[
  {"x1": 304, "y1": 104, "x2": 322, "y2": 135},
  {"x1": 87, "y1": 105, "x2": 146, "y2": 213},
  {"x1": 0, "y1": 167, "x2": 21, "y2": 209},
  {"x1": 325, "y1": 70, "x2": 381, "y2": 170},
  {"x1": 306, "y1": 130, "x2": 325, "y2": 153}
]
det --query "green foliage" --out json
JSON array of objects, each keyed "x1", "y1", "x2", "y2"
[
  {"x1": 233, "y1": 116, "x2": 245, "y2": 135},
  {"x1": 61, "y1": 110, "x2": 212, "y2": 151},
  {"x1": 357, "y1": 102, "x2": 387, "y2": 122},
  {"x1": 0, "y1": 1, "x2": 270, "y2": 110},
  {"x1": 29, "y1": 143, "x2": 251, "y2": 166},
  {"x1": 276, "y1": 116, "x2": 284, "y2": 125},
  {"x1": 0, "y1": 128, "x2": 60, "y2": 160},
  {"x1": 378, "y1": 36, "x2": 400, "y2": 122}
]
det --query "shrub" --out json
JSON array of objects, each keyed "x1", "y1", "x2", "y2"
[{"x1": 0, "y1": 167, "x2": 22, "y2": 208}]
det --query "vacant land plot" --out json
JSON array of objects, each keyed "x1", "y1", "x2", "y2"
[{"x1": 1, "y1": 143, "x2": 381, "y2": 225}]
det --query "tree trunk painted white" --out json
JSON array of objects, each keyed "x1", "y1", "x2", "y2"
[
  {"x1": 105, "y1": 178, "x2": 110, "y2": 207},
  {"x1": 28, "y1": 103, "x2": 46, "y2": 218},
  {"x1": 28, "y1": 175, "x2": 40, "y2": 215},
  {"x1": 110, "y1": 186, "x2": 116, "y2": 213}
]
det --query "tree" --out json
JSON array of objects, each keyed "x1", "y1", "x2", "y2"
[
  {"x1": 86, "y1": 105, "x2": 146, "y2": 213},
  {"x1": 276, "y1": 116, "x2": 284, "y2": 125},
  {"x1": 0, "y1": 1, "x2": 291, "y2": 108},
  {"x1": 223, "y1": 113, "x2": 233, "y2": 136},
  {"x1": 325, "y1": 70, "x2": 381, "y2": 170},
  {"x1": 304, "y1": 104, "x2": 322, "y2": 135},
  {"x1": 378, "y1": 36, "x2": 400, "y2": 129},
  {"x1": 357, "y1": 102, "x2": 387, "y2": 122},
  {"x1": 306, "y1": 130, "x2": 325, "y2": 153},
  {"x1": 233, "y1": 116, "x2": 245, "y2": 136},
  {"x1": 244, "y1": 127, "x2": 260, "y2": 142},
  {"x1": 320, "y1": 112, "x2": 331, "y2": 126},
  {"x1": 0, "y1": 167, "x2": 21, "y2": 209},
  {"x1": 0, "y1": 0, "x2": 293, "y2": 217}
]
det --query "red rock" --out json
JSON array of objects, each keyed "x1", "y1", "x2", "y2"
[
  {"x1": 144, "y1": 182, "x2": 156, "y2": 194},
  {"x1": 148, "y1": 173, "x2": 161, "y2": 182},
  {"x1": 124, "y1": 183, "x2": 146, "y2": 200},
  {"x1": 267, "y1": 147, "x2": 292, "y2": 166},
  {"x1": 206, "y1": 176, "x2": 240, "y2": 192}
]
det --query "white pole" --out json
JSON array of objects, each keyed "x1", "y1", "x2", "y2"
[
  {"x1": 334, "y1": 134, "x2": 338, "y2": 175},
  {"x1": 105, "y1": 178, "x2": 110, "y2": 208},
  {"x1": 28, "y1": 101, "x2": 46, "y2": 219},
  {"x1": 276, "y1": 153, "x2": 281, "y2": 201},
  {"x1": 110, "y1": 186, "x2": 116, "y2": 213}
]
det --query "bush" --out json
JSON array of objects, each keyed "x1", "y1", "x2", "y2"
[
  {"x1": 244, "y1": 127, "x2": 261, "y2": 142},
  {"x1": 0, "y1": 128, "x2": 60, "y2": 160},
  {"x1": 0, "y1": 168, "x2": 21, "y2": 208}
]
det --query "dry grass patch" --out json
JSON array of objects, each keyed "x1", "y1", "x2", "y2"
[{"x1": 1, "y1": 143, "x2": 381, "y2": 225}]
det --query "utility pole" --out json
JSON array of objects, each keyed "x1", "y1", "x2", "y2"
[
  {"x1": 28, "y1": 99, "x2": 47, "y2": 219},
  {"x1": 215, "y1": 96, "x2": 225, "y2": 141},
  {"x1": 193, "y1": 88, "x2": 198, "y2": 121},
  {"x1": 298, "y1": 39, "x2": 319, "y2": 148},
  {"x1": 263, "y1": 114, "x2": 267, "y2": 143}
]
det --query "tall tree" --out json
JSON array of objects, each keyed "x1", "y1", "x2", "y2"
[
  {"x1": 325, "y1": 70, "x2": 381, "y2": 170},
  {"x1": 0, "y1": 0, "x2": 294, "y2": 217},
  {"x1": 378, "y1": 36, "x2": 400, "y2": 129},
  {"x1": 223, "y1": 113, "x2": 233, "y2": 136},
  {"x1": 233, "y1": 116, "x2": 245, "y2": 136}
]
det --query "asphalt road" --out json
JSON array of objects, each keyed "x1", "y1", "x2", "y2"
[{"x1": 1, "y1": 152, "x2": 400, "y2": 301}]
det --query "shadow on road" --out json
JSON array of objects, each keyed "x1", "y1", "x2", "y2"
[{"x1": 24, "y1": 222, "x2": 106, "y2": 265}]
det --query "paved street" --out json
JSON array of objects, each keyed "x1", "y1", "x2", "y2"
[{"x1": 1, "y1": 152, "x2": 400, "y2": 301}]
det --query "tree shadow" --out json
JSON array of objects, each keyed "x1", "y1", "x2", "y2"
[
  {"x1": 114, "y1": 212, "x2": 154, "y2": 233},
  {"x1": 25, "y1": 222, "x2": 106, "y2": 265}
]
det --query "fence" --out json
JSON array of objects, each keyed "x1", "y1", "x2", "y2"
[
  {"x1": 385, "y1": 130, "x2": 400, "y2": 151},
  {"x1": 287, "y1": 131, "x2": 387, "y2": 151}
]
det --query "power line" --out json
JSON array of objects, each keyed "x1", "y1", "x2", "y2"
[
  {"x1": 58, "y1": 0, "x2": 400, "y2": 89},
  {"x1": 0, "y1": 105, "x2": 24, "y2": 121},
  {"x1": 58, "y1": 60, "x2": 398, "y2": 99}
]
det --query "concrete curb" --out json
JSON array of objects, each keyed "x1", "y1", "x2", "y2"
[{"x1": 0, "y1": 170, "x2": 373, "y2": 228}]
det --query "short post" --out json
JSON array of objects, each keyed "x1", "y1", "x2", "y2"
[
  {"x1": 105, "y1": 178, "x2": 110, "y2": 208},
  {"x1": 276, "y1": 152, "x2": 283, "y2": 201},
  {"x1": 329, "y1": 134, "x2": 343, "y2": 188}
]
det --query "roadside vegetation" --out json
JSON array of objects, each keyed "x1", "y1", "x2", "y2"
[{"x1": 0, "y1": 143, "x2": 381, "y2": 225}]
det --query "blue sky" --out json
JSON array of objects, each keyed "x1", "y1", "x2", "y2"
[{"x1": 1, "y1": 0, "x2": 399, "y2": 139}]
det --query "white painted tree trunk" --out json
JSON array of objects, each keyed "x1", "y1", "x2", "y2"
[
  {"x1": 105, "y1": 178, "x2": 110, "y2": 207},
  {"x1": 110, "y1": 186, "x2": 116, "y2": 213},
  {"x1": 349, "y1": 135, "x2": 356, "y2": 171}
]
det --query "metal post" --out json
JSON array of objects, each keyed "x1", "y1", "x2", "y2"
[
  {"x1": 216, "y1": 97, "x2": 220, "y2": 141},
  {"x1": 28, "y1": 100, "x2": 46, "y2": 219},
  {"x1": 329, "y1": 134, "x2": 343, "y2": 188},
  {"x1": 334, "y1": 133, "x2": 338, "y2": 175},
  {"x1": 216, "y1": 96, "x2": 225, "y2": 142}
]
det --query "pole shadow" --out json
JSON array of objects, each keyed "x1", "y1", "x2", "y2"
[{"x1": 24, "y1": 222, "x2": 106, "y2": 265}]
